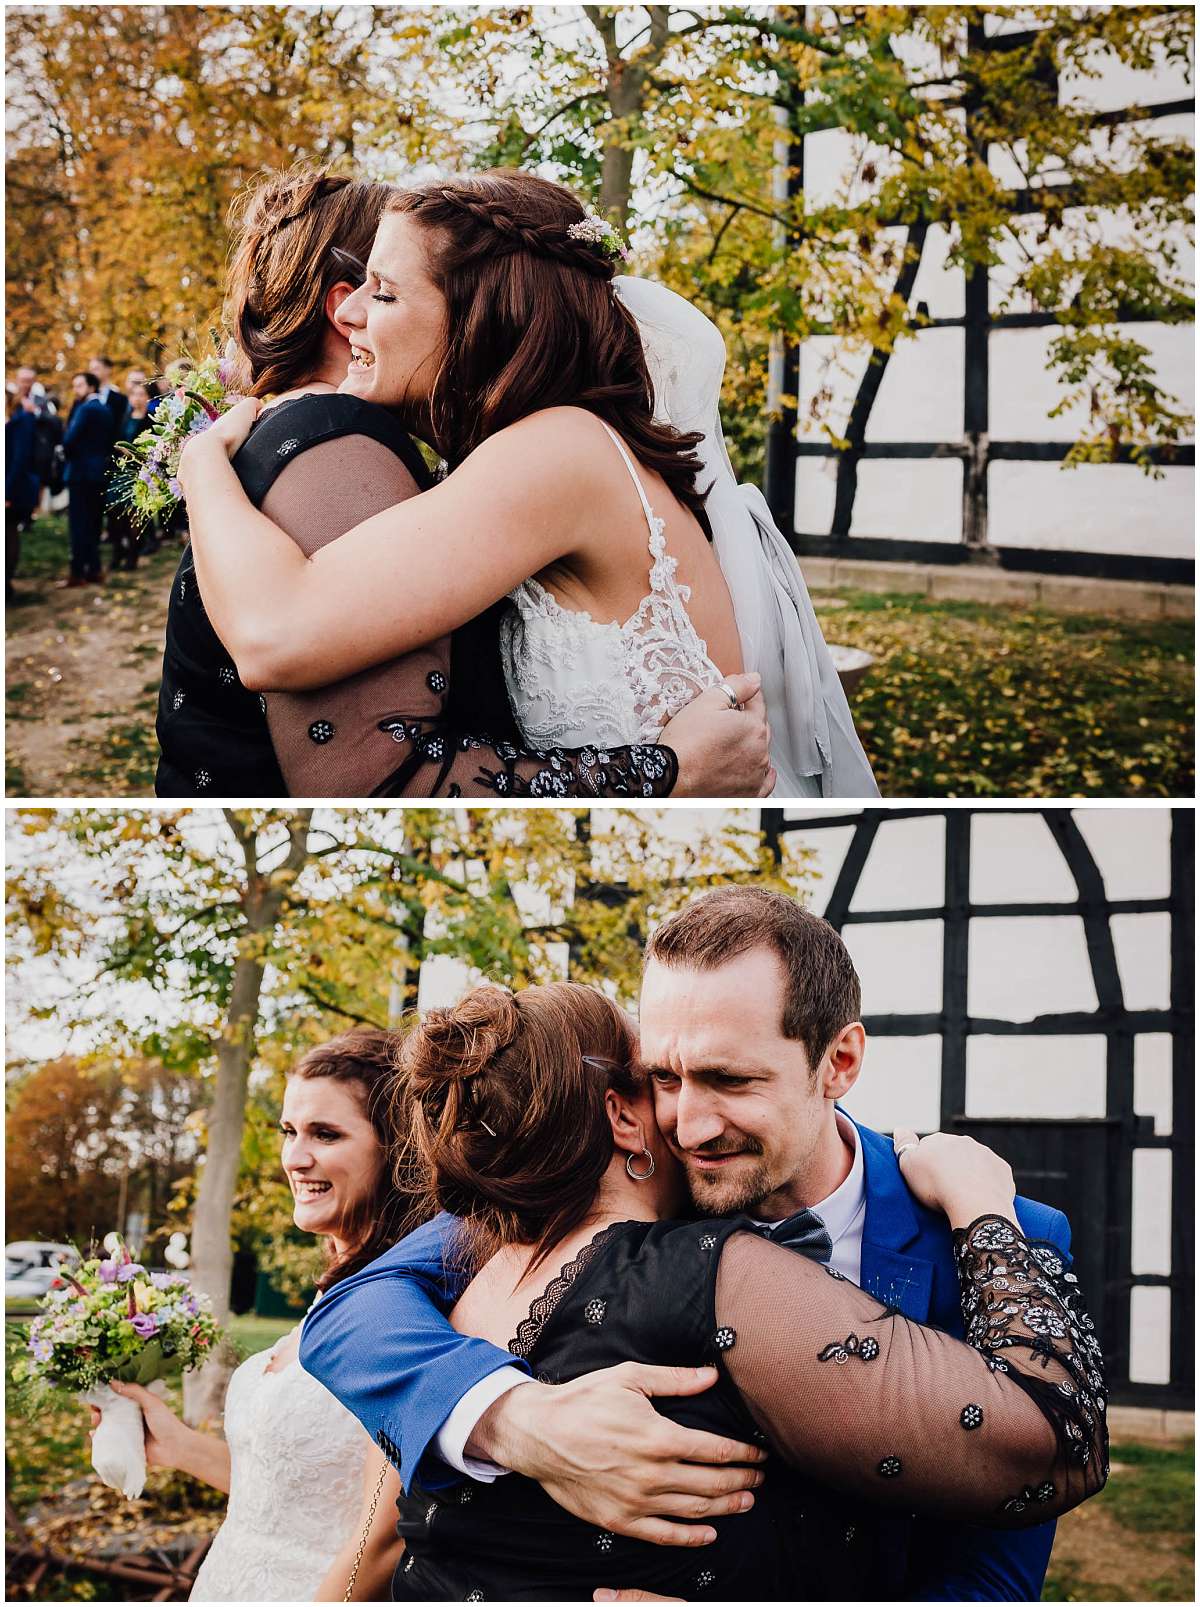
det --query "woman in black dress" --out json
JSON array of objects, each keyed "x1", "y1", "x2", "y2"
[
  {"x1": 383, "y1": 983, "x2": 1108, "y2": 1602},
  {"x1": 156, "y1": 169, "x2": 768, "y2": 799}
]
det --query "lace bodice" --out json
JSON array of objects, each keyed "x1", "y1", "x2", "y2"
[
  {"x1": 500, "y1": 423, "x2": 724, "y2": 748},
  {"x1": 189, "y1": 1330, "x2": 369, "y2": 1602}
]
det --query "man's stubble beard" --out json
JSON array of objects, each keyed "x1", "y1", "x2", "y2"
[{"x1": 685, "y1": 1154, "x2": 776, "y2": 1217}]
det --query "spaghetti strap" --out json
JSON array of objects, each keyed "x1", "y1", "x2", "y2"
[{"x1": 598, "y1": 420, "x2": 661, "y2": 546}]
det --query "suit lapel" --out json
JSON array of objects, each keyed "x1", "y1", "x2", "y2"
[{"x1": 851, "y1": 1116, "x2": 937, "y2": 1322}]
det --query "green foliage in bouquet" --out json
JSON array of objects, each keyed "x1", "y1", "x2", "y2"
[
  {"x1": 11, "y1": 1240, "x2": 221, "y2": 1405},
  {"x1": 111, "y1": 352, "x2": 235, "y2": 527}
]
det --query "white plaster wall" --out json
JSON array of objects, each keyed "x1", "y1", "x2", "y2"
[{"x1": 791, "y1": 37, "x2": 1194, "y2": 556}]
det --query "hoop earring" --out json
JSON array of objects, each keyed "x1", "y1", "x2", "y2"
[{"x1": 626, "y1": 1148, "x2": 656, "y2": 1182}]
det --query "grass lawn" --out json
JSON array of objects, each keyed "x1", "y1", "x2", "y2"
[
  {"x1": 814, "y1": 589, "x2": 1193, "y2": 797},
  {"x1": 1044, "y1": 1439, "x2": 1194, "y2": 1601},
  {"x1": 6, "y1": 513, "x2": 1193, "y2": 798}
]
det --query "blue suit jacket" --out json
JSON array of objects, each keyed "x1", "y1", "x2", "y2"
[
  {"x1": 62, "y1": 395, "x2": 115, "y2": 484},
  {"x1": 300, "y1": 1118, "x2": 1071, "y2": 1601},
  {"x1": 6, "y1": 409, "x2": 40, "y2": 508}
]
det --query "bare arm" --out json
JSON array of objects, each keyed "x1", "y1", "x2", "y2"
[
  {"x1": 180, "y1": 404, "x2": 598, "y2": 690},
  {"x1": 222, "y1": 434, "x2": 770, "y2": 796},
  {"x1": 313, "y1": 1443, "x2": 403, "y2": 1602}
]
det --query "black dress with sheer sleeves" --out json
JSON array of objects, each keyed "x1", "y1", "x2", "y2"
[
  {"x1": 391, "y1": 1215, "x2": 1108, "y2": 1603},
  {"x1": 154, "y1": 393, "x2": 678, "y2": 799}
]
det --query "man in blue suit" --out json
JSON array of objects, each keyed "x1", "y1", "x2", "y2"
[
  {"x1": 62, "y1": 371, "x2": 116, "y2": 584},
  {"x1": 301, "y1": 888, "x2": 1069, "y2": 1600}
]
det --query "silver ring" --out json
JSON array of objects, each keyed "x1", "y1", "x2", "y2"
[
  {"x1": 894, "y1": 1141, "x2": 919, "y2": 1158},
  {"x1": 718, "y1": 680, "x2": 741, "y2": 711}
]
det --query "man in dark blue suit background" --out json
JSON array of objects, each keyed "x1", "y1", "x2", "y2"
[
  {"x1": 301, "y1": 888, "x2": 1070, "y2": 1600},
  {"x1": 62, "y1": 371, "x2": 116, "y2": 585}
]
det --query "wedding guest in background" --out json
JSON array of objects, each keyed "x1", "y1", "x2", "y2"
[
  {"x1": 6, "y1": 390, "x2": 40, "y2": 597},
  {"x1": 61, "y1": 371, "x2": 115, "y2": 587},
  {"x1": 107, "y1": 378, "x2": 157, "y2": 570},
  {"x1": 89, "y1": 354, "x2": 130, "y2": 554},
  {"x1": 88, "y1": 354, "x2": 130, "y2": 435}
]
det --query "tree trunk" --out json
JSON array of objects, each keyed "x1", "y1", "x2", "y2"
[
  {"x1": 183, "y1": 812, "x2": 312, "y2": 1427},
  {"x1": 586, "y1": 5, "x2": 670, "y2": 228}
]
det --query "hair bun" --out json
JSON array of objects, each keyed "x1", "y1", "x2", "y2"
[{"x1": 403, "y1": 986, "x2": 520, "y2": 1094}]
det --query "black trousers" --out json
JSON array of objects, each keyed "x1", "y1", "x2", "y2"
[
  {"x1": 67, "y1": 479, "x2": 105, "y2": 578},
  {"x1": 6, "y1": 502, "x2": 34, "y2": 591}
]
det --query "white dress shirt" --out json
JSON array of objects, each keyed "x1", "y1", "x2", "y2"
[{"x1": 435, "y1": 1112, "x2": 868, "y2": 1479}]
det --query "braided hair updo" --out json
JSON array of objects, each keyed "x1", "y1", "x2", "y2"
[
  {"x1": 389, "y1": 171, "x2": 710, "y2": 524},
  {"x1": 393, "y1": 982, "x2": 642, "y2": 1274},
  {"x1": 225, "y1": 167, "x2": 395, "y2": 398}
]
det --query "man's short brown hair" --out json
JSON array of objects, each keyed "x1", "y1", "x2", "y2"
[{"x1": 644, "y1": 887, "x2": 862, "y2": 1067}]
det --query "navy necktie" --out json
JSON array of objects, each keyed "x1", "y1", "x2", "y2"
[{"x1": 763, "y1": 1207, "x2": 833, "y2": 1263}]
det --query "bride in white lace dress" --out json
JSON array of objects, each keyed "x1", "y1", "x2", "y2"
[
  {"x1": 180, "y1": 170, "x2": 876, "y2": 800},
  {"x1": 88, "y1": 1033, "x2": 409, "y2": 1601}
]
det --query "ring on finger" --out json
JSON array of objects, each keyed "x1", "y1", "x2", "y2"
[
  {"x1": 717, "y1": 680, "x2": 742, "y2": 711},
  {"x1": 894, "y1": 1140, "x2": 919, "y2": 1158}
]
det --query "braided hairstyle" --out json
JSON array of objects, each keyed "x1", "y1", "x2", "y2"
[
  {"x1": 393, "y1": 982, "x2": 642, "y2": 1274},
  {"x1": 225, "y1": 167, "x2": 395, "y2": 398},
  {"x1": 389, "y1": 171, "x2": 710, "y2": 525}
]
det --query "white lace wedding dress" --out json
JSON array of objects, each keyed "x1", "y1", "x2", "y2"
[
  {"x1": 189, "y1": 1327, "x2": 369, "y2": 1602},
  {"x1": 501, "y1": 421, "x2": 724, "y2": 753}
]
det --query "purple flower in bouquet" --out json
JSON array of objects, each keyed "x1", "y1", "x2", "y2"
[
  {"x1": 168, "y1": 478, "x2": 183, "y2": 499},
  {"x1": 218, "y1": 357, "x2": 236, "y2": 386},
  {"x1": 130, "y1": 1312, "x2": 159, "y2": 1338},
  {"x1": 116, "y1": 1262, "x2": 146, "y2": 1284},
  {"x1": 30, "y1": 1333, "x2": 54, "y2": 1363},
  {"x1": 150, "y1": 1272, "x2": 174, "y2": 1291},
  {"x1": 99, "y1": 1260, "x2": 120, "y2": 1284}
]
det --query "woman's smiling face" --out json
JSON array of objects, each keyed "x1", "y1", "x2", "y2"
[
  {"x1": 335, "y1": 210, "x2": 447, "y2": 410},
  {"x1": 280, "y1": 1075, "x2": 384, "y2": 1247}
]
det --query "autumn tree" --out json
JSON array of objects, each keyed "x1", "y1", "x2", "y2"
[
  {"x1": 4, "y1": 4, "x2": 442, "y2": 375},
  {"x1": 5, "y1": 1055, "x2": 199, "y2": 1248},
  {"x1": 5, "y1": 1058, "x2": 126, "y2": 1244}
]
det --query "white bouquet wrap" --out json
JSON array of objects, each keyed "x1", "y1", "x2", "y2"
[{"x1": 84, "y1": 1378, "x2": 168, "y2": 1498}]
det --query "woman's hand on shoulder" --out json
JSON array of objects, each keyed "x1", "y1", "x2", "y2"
[
  {"x1": 894, "y1": 1129, "x2": 1017, "y2": 1230},
  {"x1": 662, "y1": 674, "x2": 774, "y2": 797}
]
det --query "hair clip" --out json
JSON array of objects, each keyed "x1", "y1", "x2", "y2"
[
  {"x1": 329, "y1": 246, "x2": 367, "y2": 287},
  {"x1": 479, "y1": 1118, "x2": 497, "y2": 1138}
]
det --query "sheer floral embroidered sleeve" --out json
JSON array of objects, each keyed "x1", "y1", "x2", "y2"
[{"x1": 713, "y1": 1213, "x2": 1108, "y2": 1526}]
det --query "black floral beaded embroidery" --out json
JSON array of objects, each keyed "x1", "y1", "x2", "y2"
[
  {"x1": 818, "y1": 1333, "x2": 880, "y2": 1365},
  {"x1": 953, "y1": 1213, "x2": 1108, "y2": 1511},
  {"x1": 373, "y1": 719, "x2": 679, "y2": 799}
]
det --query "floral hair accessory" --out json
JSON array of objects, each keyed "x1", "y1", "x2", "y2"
[{"x1": 566, "y1": 214, "x2": 631, "y2": 264}]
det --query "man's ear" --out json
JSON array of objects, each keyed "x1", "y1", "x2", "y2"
[
  {"x1": 821, "y1": 1022, "x2": 866, "y2": 1101},
  {"x1": 604, "y1": 1087, "x2": 645, "y2": 1158}
]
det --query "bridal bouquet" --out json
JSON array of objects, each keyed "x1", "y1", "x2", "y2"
[
  {"x1": 112, "y1": 350, "x2": 237, "y2": 526},
  {"x1": 13, "y1": 1240, "x2": 221, "y2": 1498}
]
